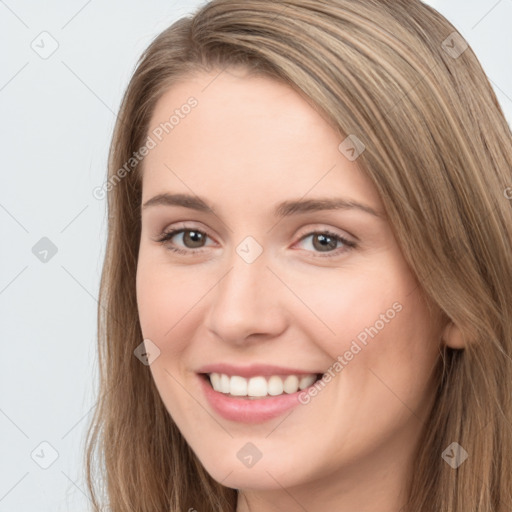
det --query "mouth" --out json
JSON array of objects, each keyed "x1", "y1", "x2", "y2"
[{"x1": 199, "y1": 372, "x2": 324, "y2": 400}]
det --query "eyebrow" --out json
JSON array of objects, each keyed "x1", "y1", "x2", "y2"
[{"x1": 141, "y1": 193, "x2": 382, "y2": 218}]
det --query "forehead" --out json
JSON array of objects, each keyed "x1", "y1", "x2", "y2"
[
  {"x1": 147, "y1": 67, "x2": 336, "y2": 150},
  {"x1": 141, "y1": 69, "x2": 382, "y2": 211}
]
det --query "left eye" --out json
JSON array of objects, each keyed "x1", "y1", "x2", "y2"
[
  {"x1": 155, "y1": 228, "x2": 356, "y2": 257},
  {"x1": 294, "y1": 231, "x2": 356, "y2": 257}
]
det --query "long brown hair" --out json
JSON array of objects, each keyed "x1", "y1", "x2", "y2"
[{"x1": 85, "y1": 1, "x2": 512, "y2": 510}]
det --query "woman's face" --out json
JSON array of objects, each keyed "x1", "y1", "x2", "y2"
[{"x1": 136, "y1": 68, "x2": 444, "y2": 507}]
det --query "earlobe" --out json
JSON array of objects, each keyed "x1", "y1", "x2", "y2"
[{"x1": 441, "y1": 321, "x2": 465, "y2": 349}]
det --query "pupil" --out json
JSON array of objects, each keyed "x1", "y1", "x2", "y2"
[
  {"x1": 314, "y1": 234, "x2": 336, "y2": 252},
  {"x1": 185, "y1": 230, "x2": 204, "y2": 248}
]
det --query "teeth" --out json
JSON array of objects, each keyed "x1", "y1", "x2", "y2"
[
  {"x1": 208, "y1": 372, "x2": 319, "y2": 397},
  {"x1": 220, "y1": 374, "x2": 230, "y2": 393},
  {"x1": 230, "y1": 375, "x2": 247, "y2": 396},
  {"x1": 247, "y1": 376, "x2": 267, "y2": 397},
  {"x1": 283, "y1": 375, "x2": 299, "y2": 394},
  {"x1": 268, "y1": 375, "x2": 283, "y2": 396}
]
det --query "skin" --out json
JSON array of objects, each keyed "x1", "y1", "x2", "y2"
[{"x1": 135, "y1": 67, "x2": 462, "y2": 512}]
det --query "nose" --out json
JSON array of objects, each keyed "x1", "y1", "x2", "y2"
[{"x1": 203, "y1": 248, "x2": 288, "y2": 346}]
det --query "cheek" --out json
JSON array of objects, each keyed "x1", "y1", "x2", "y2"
[
  {"x1": 297, "y1": 265, "x2": 404, "y2": 357},
  {"x1": 136, "y1": 256, "x2": 201, "y2": 344},
  {"x1": 304, "y1": 256, "x2": 439, "y2": 397},
  {"x1": 136, "y1": 259, "x2": 205, "y2": 420},
  {"x1": 328, "y1": 282, "x2": 440, "y2": 429}
]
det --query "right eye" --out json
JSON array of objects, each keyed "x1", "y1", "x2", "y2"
[{"x1": 155, "y1": 227, "x2": 215, "y2": 255}]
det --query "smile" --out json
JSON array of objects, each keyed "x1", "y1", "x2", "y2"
[
  {"x1": 205, "y1": 372, "x2": 323, "y2": 398},
  {"x1": 197, "y1": 371, "x2": 325, "y2": 423}
]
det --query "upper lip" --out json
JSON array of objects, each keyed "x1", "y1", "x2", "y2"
[{"x1": 196, "y1": 363, "x2": 324, "y2": 379}]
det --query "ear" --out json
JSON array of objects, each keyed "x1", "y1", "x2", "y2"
[{"x1": 441, "y1": 321, "x2": 465, "y2": 349}]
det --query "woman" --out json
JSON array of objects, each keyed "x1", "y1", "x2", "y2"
[{"x1": 85, "y1": 1, "x2": 512, "y2": 510}]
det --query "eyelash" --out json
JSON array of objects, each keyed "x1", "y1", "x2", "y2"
[{"x1": 154, "y1": 226, "x2": 357, "y2": 258}]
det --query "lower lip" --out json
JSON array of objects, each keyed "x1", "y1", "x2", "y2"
[{"x1": 198, "y1": 374, "x2": 314, "y2": 424}]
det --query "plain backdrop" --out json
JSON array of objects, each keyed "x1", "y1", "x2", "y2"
[{"x1": 1, "y1": 1, "x2": 511, "y2": 510}]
